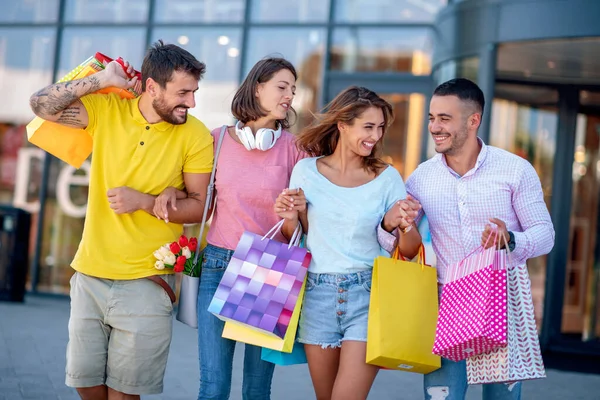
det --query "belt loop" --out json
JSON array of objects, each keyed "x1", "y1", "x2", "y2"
[{"x1": 357, "y1": 272, "x2": 363, "y2": 285}]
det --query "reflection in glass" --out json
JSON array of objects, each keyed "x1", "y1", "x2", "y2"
[
  {"x1": 152, "y1": 28, "x2": 243, "y2": 129},
  {"x1": 335, "y1": 0, "x2": 446, "y2": 23},
  {"x1": 562, "y1": 111, "x2": 600, "y2": 341},
  {"x1": 58, "y1": 28, "x2": 146, "y2": 78},
  {"x1": 330, "y1": 28, "x2": 432, "y2": 74},
  {"x1": 380, "y1": 93, "x2": 426, "y2": 179},
  {"x1": 37, "y1": 159, "x2": 89, "y2": 294},
  {"x1": 251, "y1": 0, "x2": 330, "y2": 22},
  {"x1": 0, "y1": 28, "x2": 56, "y2": 125},
  {"x1": 153, "y1": 0, "x2": 245, "y2": 23},
  {"x1": 0, "y1": 27, "x2": 55, "y2": 291},
  {"x1": 0, "y1": 0, "x2": 59, "y2": 22},
  {"x1": 246, "y1": 28, "x2": 326, "y2": 134},
  {"x1": 64, "y1": 0, "x2": 149, "y2": 23},
  {"x1": 490, "y1": 94, "x2": 558, "y2": 330}
]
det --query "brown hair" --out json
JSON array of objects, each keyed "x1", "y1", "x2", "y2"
[
  {"x1": 296, "y1": 86, "x2": 393, "y2": 174},
  {"x1": 141, "y1": 39, "x2": 206, "y2": 91},
  {"x1": 231, "y1": 57, "x2": 298, "y2": 129}
]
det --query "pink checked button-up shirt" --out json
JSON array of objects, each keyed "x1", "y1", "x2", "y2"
[{"x1": 379, "y1": 140, "x2": 555, "y2": 283}]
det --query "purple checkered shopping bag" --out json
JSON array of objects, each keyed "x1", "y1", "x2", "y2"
[
  {"x1": 432, "y1": 233, "x2": 508, "y2": 362},
  {"x1": 208, "y1": 220, "x2": 310, "y2": 339}
]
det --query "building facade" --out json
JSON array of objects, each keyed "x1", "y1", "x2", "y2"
[{"x1": 1, "y1": 0, "x2": 599, "y2": 370}]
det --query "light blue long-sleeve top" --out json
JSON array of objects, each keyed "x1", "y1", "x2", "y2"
[{"x1": 289, "y1": 157, "x2": 407, "y2": 274}]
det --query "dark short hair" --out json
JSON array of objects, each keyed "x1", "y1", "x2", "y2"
[
  {"x1": 231, "y1": 57, "x2": 298, "y2": 130},
  {"x1": 141, "y1": 39, "x2": 206, "y2": 91},
  {"x1": 433, "y1": 78, "x2": 485, "y2": 115}
]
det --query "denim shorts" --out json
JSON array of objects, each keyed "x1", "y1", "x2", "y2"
[{"x1": 297, "y1": 270, "x2": 372, "y2": 348}]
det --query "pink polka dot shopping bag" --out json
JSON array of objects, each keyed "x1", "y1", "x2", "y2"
[{"x1": 432, "y1": 234, "x2": 508, "y2": 362}]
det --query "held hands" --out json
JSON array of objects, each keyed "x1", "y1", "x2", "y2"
[
  {"x1": 382, "y1": 195, "x2": 422, "y2": 233},
  {"x1": 107, "y1": 186, "x2": 143, "y2": 214},
  {"x1": 101, "y1": 60, "x2": 139, "y2": 90},
  {"x1": 154, "y1": 187, "x2": 179, "y2": 223},
  {"x1": 274, "y1": 188, "x2": 306, "y2": 221},
  {"x1": 481, "y1": 218, "x2": 510, "y2": 249}
]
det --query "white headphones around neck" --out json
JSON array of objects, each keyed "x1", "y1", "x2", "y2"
[{"x1": 234, "y1": 121, "x2": 282, "y2": 151}]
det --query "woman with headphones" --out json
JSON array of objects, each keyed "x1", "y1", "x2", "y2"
[{"x1": 196, "y1": 57, "x2": 305, "y2": 400}]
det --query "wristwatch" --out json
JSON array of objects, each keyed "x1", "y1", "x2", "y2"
[{"x1": 507, "y1": 231, "x2": 516, "y2": 252}]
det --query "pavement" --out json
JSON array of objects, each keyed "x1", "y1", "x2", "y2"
[{"x1": 1, "y1": 295, "x2": 600, "y2": 400}]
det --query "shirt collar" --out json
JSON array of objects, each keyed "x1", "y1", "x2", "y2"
[
  {"x1": 438, "y1": 137, "x2": 489, "y2": 178},
  {"x1": 131, "y1": 95, "x2": 173, "y2": 132}
]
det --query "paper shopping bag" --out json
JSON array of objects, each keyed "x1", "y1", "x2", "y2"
[
  {"x1": 366, "y1": 245, "x2": 441, "y2": 374},
  {"x1": 209, "y1": 221, "x2": 310, "y2": 339},
  {"x1": 26, "y1": 53, "x2": 141, "y2": 168},
  {"x1": 261, "y1": 341, "x2": 307, "y2": 366},
  {"x1": 466, "y1": 264, "x2": 546, "y2": 384},
  {"x1": 433, "y1": 247, "x2": 508, "y2": 362},
  {"x1": 222, "y1": 277, "x2": 306, "y2": 353}
]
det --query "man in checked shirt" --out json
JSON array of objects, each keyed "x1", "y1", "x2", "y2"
[{"x1": 378, "y1": 78, "x2": 555, "y2": 400}]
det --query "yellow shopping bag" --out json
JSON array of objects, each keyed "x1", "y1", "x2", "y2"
[
  {"x1": 26, "y1": 53, "x2": 141, "y2": 168},
  {"x1": 222, "y1": 279, "x2": 306, "y2": 353},
  {"x1": 366, "y1": 245, "x2": 441, "y2": 373}
]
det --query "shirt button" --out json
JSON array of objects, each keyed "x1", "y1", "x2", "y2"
[
  {"x1": 336, "y1": 311, "x2": 344, "y2": 316},
  {"x1": 338, "y1": 288, "x2": 344, "y2": 293},
  {"x1": 145, "y1": 126, "x2": 150, "y2": 130},
  {"x1": 338, "y1": 299, "x2": 345, "y2": 304},
  {"x1": 140, "y1": 141, "x2": 144, "y2": 146}
]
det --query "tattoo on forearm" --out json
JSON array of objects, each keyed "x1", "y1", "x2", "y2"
[
  {"x1": 56, "y1": 105, "x2": 84, "y2": 128},
  {"x1": 29, "y1": 75, "x2": 101, "y2": 117},
  {"x1": 187, "y1": 192, "x2": 202, "y2": 199}
]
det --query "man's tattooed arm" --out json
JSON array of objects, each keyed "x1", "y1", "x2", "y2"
[{"x1": 29, "y1": 75, "x2": 104, "y2": 128}]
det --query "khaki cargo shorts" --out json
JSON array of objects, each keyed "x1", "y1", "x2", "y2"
[{"x1": 65, "y1": 272, "x2": 175, "y2": 395}]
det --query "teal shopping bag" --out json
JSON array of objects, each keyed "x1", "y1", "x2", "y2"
[{"x1": 261, "y1": 341, "x2": 307, "y2": 366}]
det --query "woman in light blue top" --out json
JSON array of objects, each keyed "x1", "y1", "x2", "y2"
[{"x1": 275, "y1": 86, "x2": 422, "y2": 400}]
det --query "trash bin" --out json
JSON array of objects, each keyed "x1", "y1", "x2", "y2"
[{"x1": 0, "y1": 205, "x2": 31, "y2": 302}]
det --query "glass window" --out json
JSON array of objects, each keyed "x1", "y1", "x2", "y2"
[
  {"x1": 64, "y1": 0, "x2": 149, "y2": 23},
  {"x1": 380, "y1": 93, "x2": 426, "y2": 179},
  {"x1": 562, "y1": 109, "x2": 600, "y2": 340},
  {"x1": 37, "y1": 158, "x2": 89, "y2": 294},
  {"x1": 0, "y1": 28, "x2": 56, "y2": 289},
  {"x1": 152, "y1": 28, "x2": 243, "y2": 130},
  {"x1": 330, "y1": 28, "x2": 433, "y2": 74},
  {"x1": 154, "y1": 0, "x2": 245, "y2": 23},
  {"x1": 489, "y1": 86, "x2": 558, "y2": 330},
  {"x1": 245, "y1": 28, "x2": 326, "y2": 133},
  {"x1": 434, "y1": 57, "x2": 479, "y2": 85},
  {"x1": 335, "y1": 0, "x2": 446, "y2": 23},
  {"x1": 0, "y1": 0, "x2": 60, "y2": 23},
  {"x1": 58, "y1": 28, "x2": 146, "y2": 79},
  {"x1": 0, "y1": 28, "x2": 56, "y2": 126},
  {"x1": 251, "y1": 0, "x2": 330, "y2": 22}
]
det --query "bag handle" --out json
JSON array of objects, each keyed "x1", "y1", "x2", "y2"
[
  {"x1": 262, "y1": 219, "x2": 303, "y2": 249},
  {"x1": 393, "y1": 243, "x2": 426, "y2": 270},
  {"x1": 191, "y1": 125, "x2": 228, "y2": 267}
]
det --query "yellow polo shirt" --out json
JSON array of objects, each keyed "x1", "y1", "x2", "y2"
[{"x1": 71, "y1": 93, "x2": 213, "y2": 280}]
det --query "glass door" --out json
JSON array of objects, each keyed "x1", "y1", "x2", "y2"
[{"x1": 562, "y1": 91, "x2": 600, "y2": 342}]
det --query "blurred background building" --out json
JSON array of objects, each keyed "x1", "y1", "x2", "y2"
[{"x1": 0, "y1": 0, "x2": 598, "y2": 371}]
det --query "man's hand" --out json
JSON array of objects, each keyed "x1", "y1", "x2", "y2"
[
  {"x1": 382, "y1": 195, "x2": 421, "y2": 232},
  {"x1": 274, "y1": 188, "x2": 306, "y2": 221},
  {"x1": 100, "y1": 60, "x2": 139, "y2": 90},
  {"x1": 482, "y1": 218, "x2": 510, "y2": 249},
  {"x1": 154, "y1": 187, "x2": 184, "y2": 223},
  {"x1": 107, "y1": 186, "x2": 147, "y2": 214}
]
